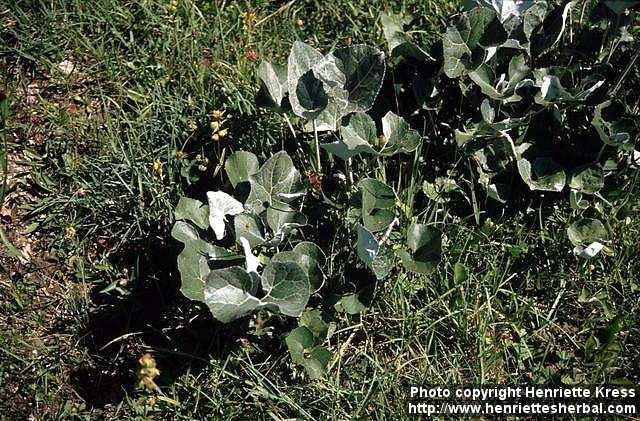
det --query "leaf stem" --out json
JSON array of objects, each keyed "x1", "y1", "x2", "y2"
[
  {"x1": 313, "y1": 120, "x2": 321, "y2": 174},
  {"x1": 611, "y1": 43, "x2": 640, "y2": 96},
  {"x1": 283, "y1": 114, "x2": 297, "y2": 139},
  {"x1": 346, "y1": 157, "x2": 354, "y2": 184}
]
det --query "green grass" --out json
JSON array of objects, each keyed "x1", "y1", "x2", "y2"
[{"x1": 1, "y1": 0, "x2": 639, "y2": 419}]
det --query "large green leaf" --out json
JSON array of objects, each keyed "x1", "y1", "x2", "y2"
[
  {"x1": 517, "y1": 157, "x2": 566, "y2": 192},
  {"x1": 398, "y1": 223, "x2": 442, "y2": 274},
  {"x1": 379, "y1": 112, "x2": 421, "y2": 156},
  {"x1": 356, "y1": 224, "x2": 380, "y2": 265},
  {"x1": 567, "y1": 218, "x2": 610, "y2": 259},
  {"x1": 272, "y1": 242, "x2": 327, "y2": 292},
  {"x1": 299, "y1": 308, "x2": 331, "y2": 340},
  {"x1": 256, "y1": 61, "x2": 288, "y2": 112},
  {"x1": 285, "y1": 326, "x2": 331, "y2": 379},
  {"x1": 530, "y1": 1, "x2": 574, "y2": 56},
  {"x1": 569, "y1": 165, "x2": 604, "y2": 195},
  {"x1": 567, "y1": 218, "x2": 609, "y2": 246},
  {"x1": 265, "y1": 200, "x2": 307, "y2": 243},
  {"x1": 380, "y1": 12, "x2": 433, "y2": 60},
  {"x1": 358, "y1": 178, "x2": 396, "y2": 232},
  {"x1": 261, "y1": 261, "x2": 311, "y2": 317},
  {"x1": 321, "y1": 112, "x2": 377, "y2": 160},
  {"x1": 331, "y1": 45, "x2": 386, "y2": 114},
  {"x1": 466, "y1": 0, "x2": 538, "y2": 22},
  {"x1": 442, "y1": 7, "x2": 500, "y2": 78},
  {"x1": 287, "y1": 41, "x2": 327, "y2": 119},
  {"x1": 356, "y1": 224, "x2": 394, "y2": 280},
  {"x1": 234, "y1": 212, "x2": 265, "y2": 249},
  {"x1": 245, "y1": 151, "x2": 305, "y2": 214},
  {"x1": 469, "y1": 64, "x2": 504, "y2": 99},
  {"x1": 206, "y1": 191, "x2": 244, "y2": 240},
  {"x1": 225, "y1": 151, "x2": 259, "y2": 188},
  {"x1": 592, "y1": 100, "x2": 635, "y2": 150},
  {"x1": 204, "y1": 266, "x2": 261, "y2": 323},
  {"x1": 172, "y1": 221, "x2": 242, "y2": 302},
  {"x1": 369, "y1": 244, "x2": 394, "y2": 280},
  {"x1": 174, "y1": 197, "x2": 209, "y2": 230}
]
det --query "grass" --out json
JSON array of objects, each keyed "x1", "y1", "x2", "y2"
[{"x1": 1, "y1": 0, "x2": 639, "y2": 419}]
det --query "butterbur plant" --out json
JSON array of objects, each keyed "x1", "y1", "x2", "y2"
[
  {"x1": 172, "y1": 150, "x2": 326, "y2": 323},
  {"x1": 256, "y1": 40, "x2": 442, "y2": 282},
  {"x1": 381, "y1": 0, "x2": 639, "y2": 258},
  {"x1": 171, "y1": 39, "x2": 444, "y2": 377},
  {"x1": 171, "y1": 1, "x2": 638, "y2": 379}
]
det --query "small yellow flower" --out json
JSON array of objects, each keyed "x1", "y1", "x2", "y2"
[
  {"x1": 217, "y1": 128, "x2": 228, "y2": 138},
  {"x1": 212, "y1": 133, "x2": 220, "y2": 142},
  {"x1": 241, "y1": 10, "x2": 257, "y2": 32},
  {"x1": 175, "y1": 150, "x2": 187, "y2": 159},
  {"x1": 210, "y1": 121, "x2": 220, "y2": 131},
  {"x1": 153, "y1": 159, "x2": 164, "y2": 180},
  {"x1": 187, "y1": 120, "x2": 197, "y2": 131},
  {"x1": 211, "y1": 109, "x2": 225, "y2": 120},
  {"x1": 137, "y1": 353, "x2": 160, "y2": 390},
  {"x1": 65, "y1": 226, "x2": 76, "y2": 240}
]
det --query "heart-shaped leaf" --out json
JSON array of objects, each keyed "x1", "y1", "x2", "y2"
[
  {"x1": 257, "y1": 60, "x2": 288, "y2": 112},
  {"x1": 172, "y1": 221, "x2": 243, "y2": 302},
  {"x1": 261, "y1": 261, "x2": 311, "y2": 317},
  {"x1": 174, "y1": 197, "x2": 209, "y2": 230},
  {"x1": 204, "y1": 266, "x2": 261, "y2": 323},
  {"x1": 379, "y1": 112, "x2": 421, "y2": 156},
  {"x1": 285, "y1": 326, "x2": 331, "y2": 379},
  {"x1": 207, "y1": 191, "x2": 244, "y2": 240},
  {"x1": 287, "y1": 41, "x2": 326, "y2": 119},
  {"x1": 358, "y1": 178, "x2": 396, "y2": 232},
  {"x1": 225, "y1": 151, "x2": 260, "y2": 188},
  {"x1": 245, "y1": 151, "x2": 305, "y2": 214},
  {"x1": 321, "y1": 112, "x2": 377, "y2": 160},
  {"x1": 330, "y1": 45, "x2": 386, "y2": 114},
  {"x1": 567, "y1": 218, "x2": 610, "y2": 259},
  {"x1": 272, "y1": 242, "x2": 327, "y2": 292},
  {"x1": 398, "y1": 223, "x2": 442, "y2": 274},
  {"x1": 569, "y1": 165, "x2": 604, "y2": 195},
  {"x1": 567, "y1": 218, "x2": 609, "y2": 247},
  {"x1": 443, "y1": 7, "x2": 500, "y2": 78},
  {"x1": 517, "y1": 157, "x2": 566, "y2": 192}
]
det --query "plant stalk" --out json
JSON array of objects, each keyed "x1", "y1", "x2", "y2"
[
  {"x1": 313, "y1": 120, "x2": 321, "y2": 174},
  {"x1": 346, "y1": 157, "x2": 354, "y2": 184}
]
